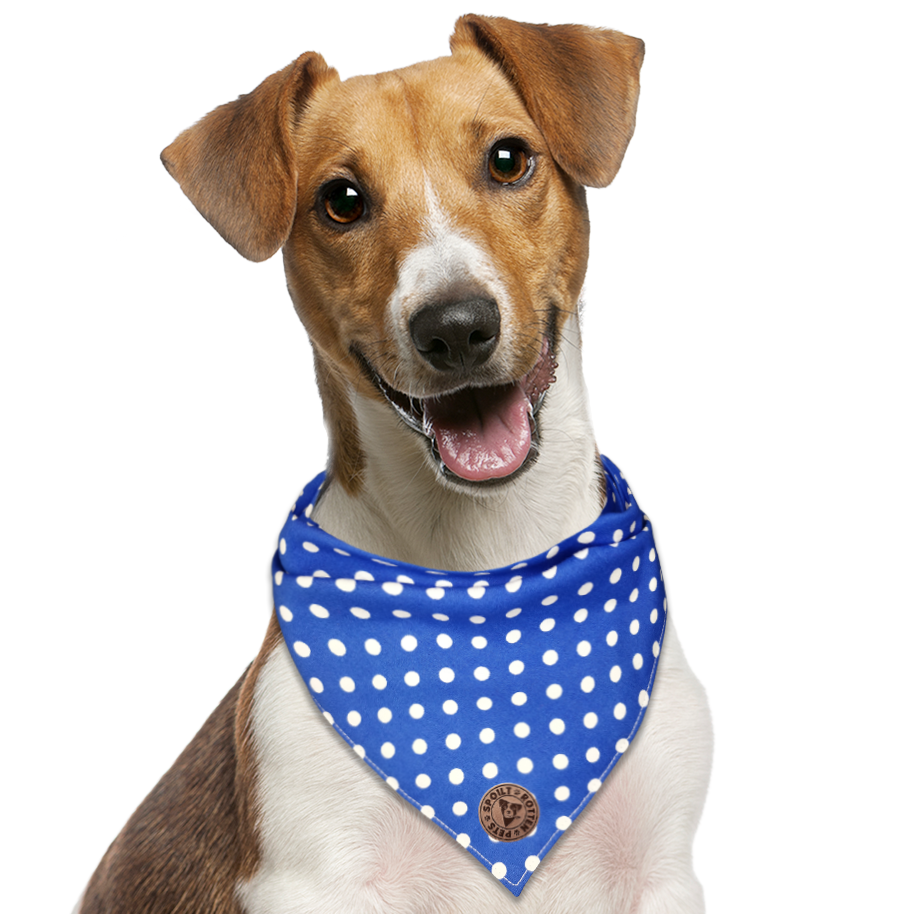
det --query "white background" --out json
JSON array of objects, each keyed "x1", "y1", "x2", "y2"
[{"x1": 3, "y1": 1, "x2": 911, "y2": 910}]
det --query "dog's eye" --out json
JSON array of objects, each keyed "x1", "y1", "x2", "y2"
[
  {"x1": 488, "y1": 142, "x2": 531, "y2": 185},
  {"x1": 322, "y1": 181, "x2": 365, "y2": 224}
]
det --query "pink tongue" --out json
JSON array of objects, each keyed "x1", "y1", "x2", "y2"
[{"x1": 424, "y1": 384, "x2": 532, "y2": 481}]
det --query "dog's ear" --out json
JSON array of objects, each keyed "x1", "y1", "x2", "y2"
[
  {"x1": 451, "y1": 15, "x2": 643, "y2": 188},
  {"x1": 161, "y1": 53, "x2": 337, "y2": 262}
]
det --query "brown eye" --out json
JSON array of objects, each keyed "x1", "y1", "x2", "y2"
[
  {"x1": 488, "y1": 142, "x2": 530, "y2": 184},
  {"x1": 323, "y1": 181, "x2": 365, "y2": 224}
]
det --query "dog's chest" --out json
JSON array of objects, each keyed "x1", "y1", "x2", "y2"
[{"x1": 234, "y1": 639, "x2": 700, "y2": 914}]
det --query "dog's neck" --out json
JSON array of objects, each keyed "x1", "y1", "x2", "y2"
[{"x1": 312, "y1": 315, "x2": 604, "y2": 571}]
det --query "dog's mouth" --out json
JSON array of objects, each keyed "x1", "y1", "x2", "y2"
[{"x1": 356, "y1": 334, "x2": 557, "y2": 484}]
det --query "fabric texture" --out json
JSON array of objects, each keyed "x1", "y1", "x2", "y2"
[{"x1": 271, "y1": 455, "x2": 667, "y2": 896}]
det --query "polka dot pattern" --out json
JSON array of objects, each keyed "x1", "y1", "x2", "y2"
[{"x1": 272, "y1": 455, "x2": 666, "y2": 898}]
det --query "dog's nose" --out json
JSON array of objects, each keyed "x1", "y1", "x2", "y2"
[{"x1": 409, "y1": 298, "x2": 500, "y2": 372}]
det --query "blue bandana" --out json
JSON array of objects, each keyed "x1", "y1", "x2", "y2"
[{"x1": 272, "y1": 456, "x2": 666, "y2": 896}]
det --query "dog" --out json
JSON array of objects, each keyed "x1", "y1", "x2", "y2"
[{"x1": 78, "y1": 14, "x2": 711, "y2": 913}]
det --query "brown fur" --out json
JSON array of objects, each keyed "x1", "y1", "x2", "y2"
[{"x1": 84, "y1": 16, "x2": 645, "y2": 910}]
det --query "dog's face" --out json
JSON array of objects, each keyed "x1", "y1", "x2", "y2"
[{"x1": 162, "y1": 16, "x2": 643, "y2": 490}]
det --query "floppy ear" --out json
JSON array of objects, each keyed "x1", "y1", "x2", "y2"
[
  {"x1": 450, "y1": 15, "x2": 644, "y2": 188},
  {"x1": 161, "y1": 53, "x2": 336, "y2": 262}
]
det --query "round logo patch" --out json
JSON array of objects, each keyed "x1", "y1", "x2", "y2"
[{"x1": 478, "y1": 783, "x2": 539, "y2": 842}]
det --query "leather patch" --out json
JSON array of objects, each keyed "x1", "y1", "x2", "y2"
[{"x1": 478, "y1": 783, "x2": 539, "y2": 842}]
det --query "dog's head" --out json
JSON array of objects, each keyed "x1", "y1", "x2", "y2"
[{"x1": 162, "y1": 16, "x2": 643, "y2": 492}]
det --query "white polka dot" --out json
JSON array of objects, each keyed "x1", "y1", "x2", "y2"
[
  {"x1": 303, "y1": 541, "x2": 319, "y2": 553},
  {"x1": 578, "y1": 531, "x2": 596, "y2": 544},
  {"x1": 313, "y1": 570, "x2": 329, "y2": 579},
  {"x1": 309, "y1": 604, "x2": 329, "y2": 619},
  {"x1": 353, "y1": 745, "x2": 365, "y2": 758},
  {"x1": 372, "y1": 674, "x2": 387, "y2": 690},
  {"x1": 542, "y1": 594, "x2": 558, "y2": 605},
  {"x1": 581, "y1": 676, "x2": 595, "y2": 693},
  {"x1": 377, "y1": 707, "x2": 392, "y2": 723},
  {"x1": 404, "y1": 671, "x2": 420, "y2": 686},
  {"x1": 453, "y1": 801, "x2": 468, "y2": 815},
  {"x1": 630, "y1": 589, "x2": 639, "y2": 603},
  {"x1": 632, "y1": 556, "x2": 640, "y2": 572},
  {"x1": 556, "y1": 816, "x2": 572, "y2": 831},
  {"x1": 347, "y1": 711, "x2": 361, "y2": 726},
  {"x1": 574, "y1": 548, "x2": 589, "y2": 559},
  {"x1": 584, "y1": 712, "x2": 598, "y2": 729},
  {"x1": 456, "y1": 832, "x2": 471, "y2": 847},
  {"x1": 470, "y1": 615, "x2": 486, "y2": 624},
  {"x1": 506, "y1": 607, "x2": 522, "y2": 618},
  {"x1": 610, "y1": 568, "x2": 622, "y2": 584},
  {"x1": 607, "y1": 630, "x2": 619, "y2": 647},
  {"x1": 633, "y1": 653, "x2": 644, "y2": 670},
  {"x1": 574, "y1": 608, "x2": 589, "y2": 623},
  {"x1": 616, "y1": 738, "x2": 630, "y2": 753},
  {"x1": 335, "y1": 578, "x2": 356, "y2": 592},
  {"x1": 546, "y1": 683, "x2": 563, "y2": 699},
  {"x1": 604, "y1": 599, "x2": 617, "y2": 613},
  {"x1": 443, "y1": 699, "x2": 458, "y2": 714},
  {"x1": 630, "y1": 619, "x2": 640, "y2": 634},
  {"x1": 309, "y1": 677, "x2": 323, "y2": 693},
  {"x1": 435, "y1": 580, "x2": 452, "y2": 588},
  {"x1": 650, "y1": 548, "x2": 656, "y2": 561},
  {"x1": 328, "y1": 638, "x2": 346, "y2": 656},
  {"x1": 653, "y1": 641, "x2": 660, "y2": 657},
  {"x1": 517, "y1": 757, "x2": 534, "y2": 774},
  {"x1": 440, "y1": 667, "x2": 456, "y2": 683},
  {"x1": 433, "y1": 612, "x2": 449, "y2": 621},
  {"x1": 546, "y1": 545, "x2": 560, "y2": 559},
  {"x1": 614, "y1": 702, "x2": 627, "y2": 720},
  {"x1": 426, "y1": 587, "x2": 445, "y2": 600},
  {"x1": 649, "y1": 578, "x2": 658, "y2": 592},
  {"x1": 542, "y1": 566, "x2": 558, "y2": 579},
  {"x1": 509, "y1": 660, "x2": 525, "y2": 675},
  {"x1": 409, "y1": 703, "x2": 424, "y2": 719},
  {"x1": 650, "y1": 608, "x2": 659, "y2": 624},
  {"x1": 514, "y1": 722, "x2": 530, "y2": 738},
  {"x1": 355, "y1": 570, "x2": 374, "y2": 581},
  {"x1": 446, "y1": 733, "x2": 461, "y2": 750},
  {"x1": 437, "y1": 633, "x2": 453, "y2": 648},
  {"x1": 639, "y1": 690, "x2": 650, "y2": 708},
  {"x1": 555, "y1": 785, "x2": 570, "y2": 801},
  {"x1": 470, "y1": 666, "x2": 489, "y2": 682},
  {"x1": 477, "y1": 696, "x2": 493, "y2": 710},
  {"x1": 472, "y1": 636, "x2": 487, "y2": 649},
  {"x1": 506, "y1": 629, "x2": 521, "y2": 644},
  {"x1": 297, "y1": 575, "x2": 312, "y2": 588},
  {"x1": 505, "y1": 576, "x2": 523, "y2": 593},
  {"x1": 279, "y1": 605, "x2": 293, "y2": 622},
  {"x1": 480, "y1": 728, "x2": 495, "y2": 744},
  {"x1": 540, "y1": 618, "x2": 555, "y2": 632},
  {"x1": 588, "y1": 778, "x2": 602, "y2": 793},
  {"x1": 553, "y1": 754, "x2": 569, "y2": 770},
  {"x1": 274, "y1": 570, "x2": 284, "y2": 586},
  {"x1": 386, "y1": 776, "x2": 398, "y2": 790},
  {"x1": 401, "y1": 634, "x2": 418, "y2": 651},
  {"x1": 577, "y1": 640, "x2": 592, "y2": 657},
  {"x1": 365, "y1": 638, "x2": 381, "y2": 656},
  {"x1": 413, "y1": 739, "x2": 428, "y2": 755},
  {"x1": 511, "y1": 691, "x2": 527, "y2": 706},
  {"x1": 381, "y1": 741, "x2": 395, "y2": 759},
  {"x1": 416, "y1": 773, "x2": 431, "y2": 788},
  {"x1": 339, "y1": 676, "x2": 355, "y2": 692},
  {"x1": 543, "y1": 649, "x2": 558, "y2": 665},
  {"x1": 630, "y1": 521, "x2": 637, "y2": 533},
  {"x1": 322, "y1": 711, "x2": 334, "y2": 725},
  {"x1": 350, "y1": 607, "x2": 370, "y2": 620},
  {"x1": 279, "y1": 538, "x2": 286, "y2": 554},
  {"x1": 392, "y1": 609, "x2": 411, "y2": 619},
  {"x1": 586, "y1": 747, "x2": 600, "y2": 763},
  {"x1": 293, "y1": 641, "x2": 310, "y2": 658},
  {"x1": 482, "y1": 762, "x2": 498, "y2": 778},
  {"x1": 526, "y1": 854, "x2": 541, "y2": 871},
  {"x1": 549, "y1": 718, "x2": 566, "y2": 735},
  {"x1": 382, "y1": 582, "x2": 404, "y2": 596},
  {"x1": 610, "y1": 665, "x2": 622, "y2": 682},
  {"x1": 468, "y1": 586, "x2": 486, "y2": 599},
  {"x1": 492, "y1": 862, "x2": 507, "y2": 880},
  {"x1": 420, "y1": 805, "x2": 434, "y2": 819}
]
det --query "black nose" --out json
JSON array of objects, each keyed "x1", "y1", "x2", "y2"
[{"x1": 409, "y1": 298, "x2": 501, "y2": 372}]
